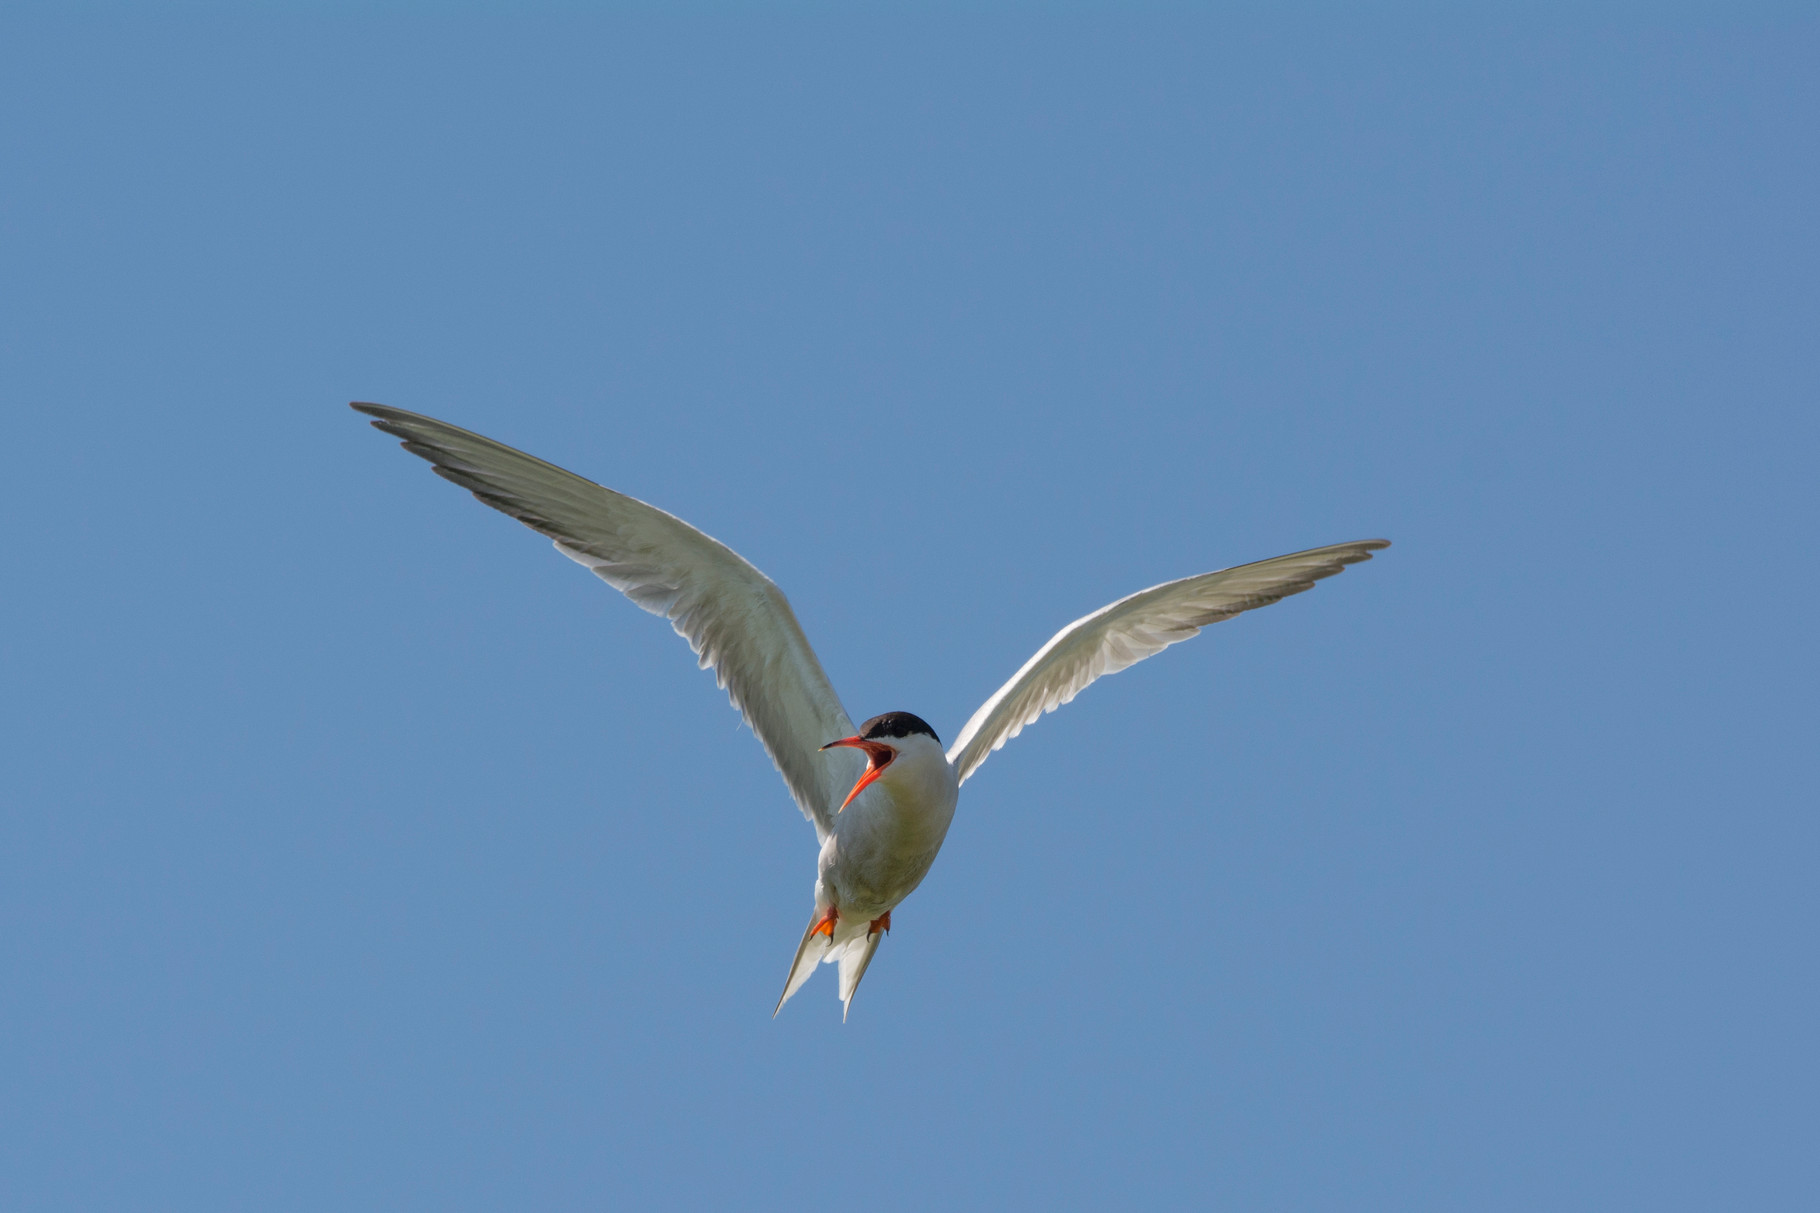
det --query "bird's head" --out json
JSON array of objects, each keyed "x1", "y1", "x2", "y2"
[{"x1": 820, "y1": 711, "x2": 944, "y2": 811}]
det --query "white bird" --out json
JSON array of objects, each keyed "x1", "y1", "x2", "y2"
[{"x1": 353, "y1": 402, "x2": 1389, "y2": 1019}]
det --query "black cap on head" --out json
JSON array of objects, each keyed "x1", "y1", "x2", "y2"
[{"x1": 857, "y1": 711, "x2": 940, "y2": 746}]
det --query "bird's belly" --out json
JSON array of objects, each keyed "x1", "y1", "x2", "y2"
[{"x1": 820, "y1": 795, "x2": 953, "y2": 918}]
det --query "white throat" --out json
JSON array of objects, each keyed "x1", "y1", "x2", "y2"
[{"x1": 874, "y1": 733, "x2": 959, "y2": 810}]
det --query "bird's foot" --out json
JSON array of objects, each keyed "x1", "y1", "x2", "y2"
[
  {"x1": 810, "y1": 905, "x2": 839, "y2": 939},
  {"x1": 868, "y1": 911, "x2": 891, "y2": 938}
]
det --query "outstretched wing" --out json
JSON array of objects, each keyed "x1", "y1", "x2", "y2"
[
  {"x1": 352, "y1": 402, "x2": 859, "y2": 840},
  {"x1": 945, "y1": 540, "x2": 1389, "y2": 785}
]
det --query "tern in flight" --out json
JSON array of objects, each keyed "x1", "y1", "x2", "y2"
[{"x1": 353, "y1": 403, "x2": 1389, "y2": 1019}]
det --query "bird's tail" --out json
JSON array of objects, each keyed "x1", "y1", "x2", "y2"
[
  {"x1": 836, "y1": 931, "x2": 883, "y2": 1022},
  {"x1": 773, "y1": 910, "x2": 885, "y2": 1021},
  {"x1": 773, "y1": 913, "x2": 831, "y2": 1017}
]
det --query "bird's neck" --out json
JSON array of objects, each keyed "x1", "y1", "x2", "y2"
[{"x1": 880, "y1": 737, "x2": 960, "y2": 812}]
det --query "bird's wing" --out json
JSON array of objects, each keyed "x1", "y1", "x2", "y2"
[
  {"x1": 945, "y1": 540, "x2": 1389, "y2": 785},
  {"x1": 353, "y1": 402, "x2": 858, "y2": 840}
]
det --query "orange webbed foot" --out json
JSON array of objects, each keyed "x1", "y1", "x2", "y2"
[
  {"x1": 810, "y1": 905, "x2": 840, "y2": 939},
  {"x1": 868, "y1": 911, "x2": 891, "y2": 937}
]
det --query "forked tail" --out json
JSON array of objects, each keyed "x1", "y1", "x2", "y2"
[{"x1": 773, "y1": 908, "x2": 885, "y2": 1021}]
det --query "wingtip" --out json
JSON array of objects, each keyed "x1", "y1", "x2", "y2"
[
  {"x1": 1333, "y1": 538, "x2": 1392, "y2": 566},
  {"x1": 350, "y1": 401, "x2": 430, "y2": 428}
]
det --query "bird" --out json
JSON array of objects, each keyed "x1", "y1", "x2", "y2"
[{"x1": 352, "y1": 402, "x2": 1389, "y2": 1020}]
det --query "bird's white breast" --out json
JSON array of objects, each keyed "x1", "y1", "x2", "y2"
[{"x1": 817, "y1": 735, "x2": 959, "y2": 919}]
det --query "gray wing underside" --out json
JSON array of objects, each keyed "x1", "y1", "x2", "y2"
[
  {"x1": 353, "y1": 402, "x2": 858, "y2": 841},
  {"x1": 945, "y1": 540, "x2": 1390, "y2": 785}
]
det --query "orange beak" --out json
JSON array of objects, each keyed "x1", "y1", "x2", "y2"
[{"x1": 820, "y1": 736, "x2": 896, "y2": 812}]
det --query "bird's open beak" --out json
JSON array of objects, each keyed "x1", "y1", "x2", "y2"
[{"x1": 820, "y1": 736, "x2": 896, "y2": 812}]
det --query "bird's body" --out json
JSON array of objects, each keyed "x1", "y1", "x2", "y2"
[
  {"x1": 819, "y1": 730, "x2": 958, "y2": 925},
  {"x1": 780, "y1": 721, "x2": 960, "y2": 1013},
  {"x1": 353, "y1": 402, "x2": 1389, "y2": 1019}
]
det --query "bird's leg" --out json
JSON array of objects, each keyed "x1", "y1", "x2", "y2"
[
  {"x1": 810, "y1": 904, "x2": 839, "y2": 939},
  {"x1": 868, "y1": 911, "x2": 891, "y2": 938}
]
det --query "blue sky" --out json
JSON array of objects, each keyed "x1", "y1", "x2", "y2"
[{"x1": 2, "y1": 6, "x2": 1815, "y2": 1210}]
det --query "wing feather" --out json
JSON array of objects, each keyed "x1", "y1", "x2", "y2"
[
  {"x1": 353, "y1": 402, "x2": 858, "y2": 839},
  {"x1": 945, "y1": 540, "x2": 1389, "y2": 784}
]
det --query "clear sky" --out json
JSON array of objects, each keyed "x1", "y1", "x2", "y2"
[{"x1": 2, "y1": 6, "x2": 1815, "y2": 1210}]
